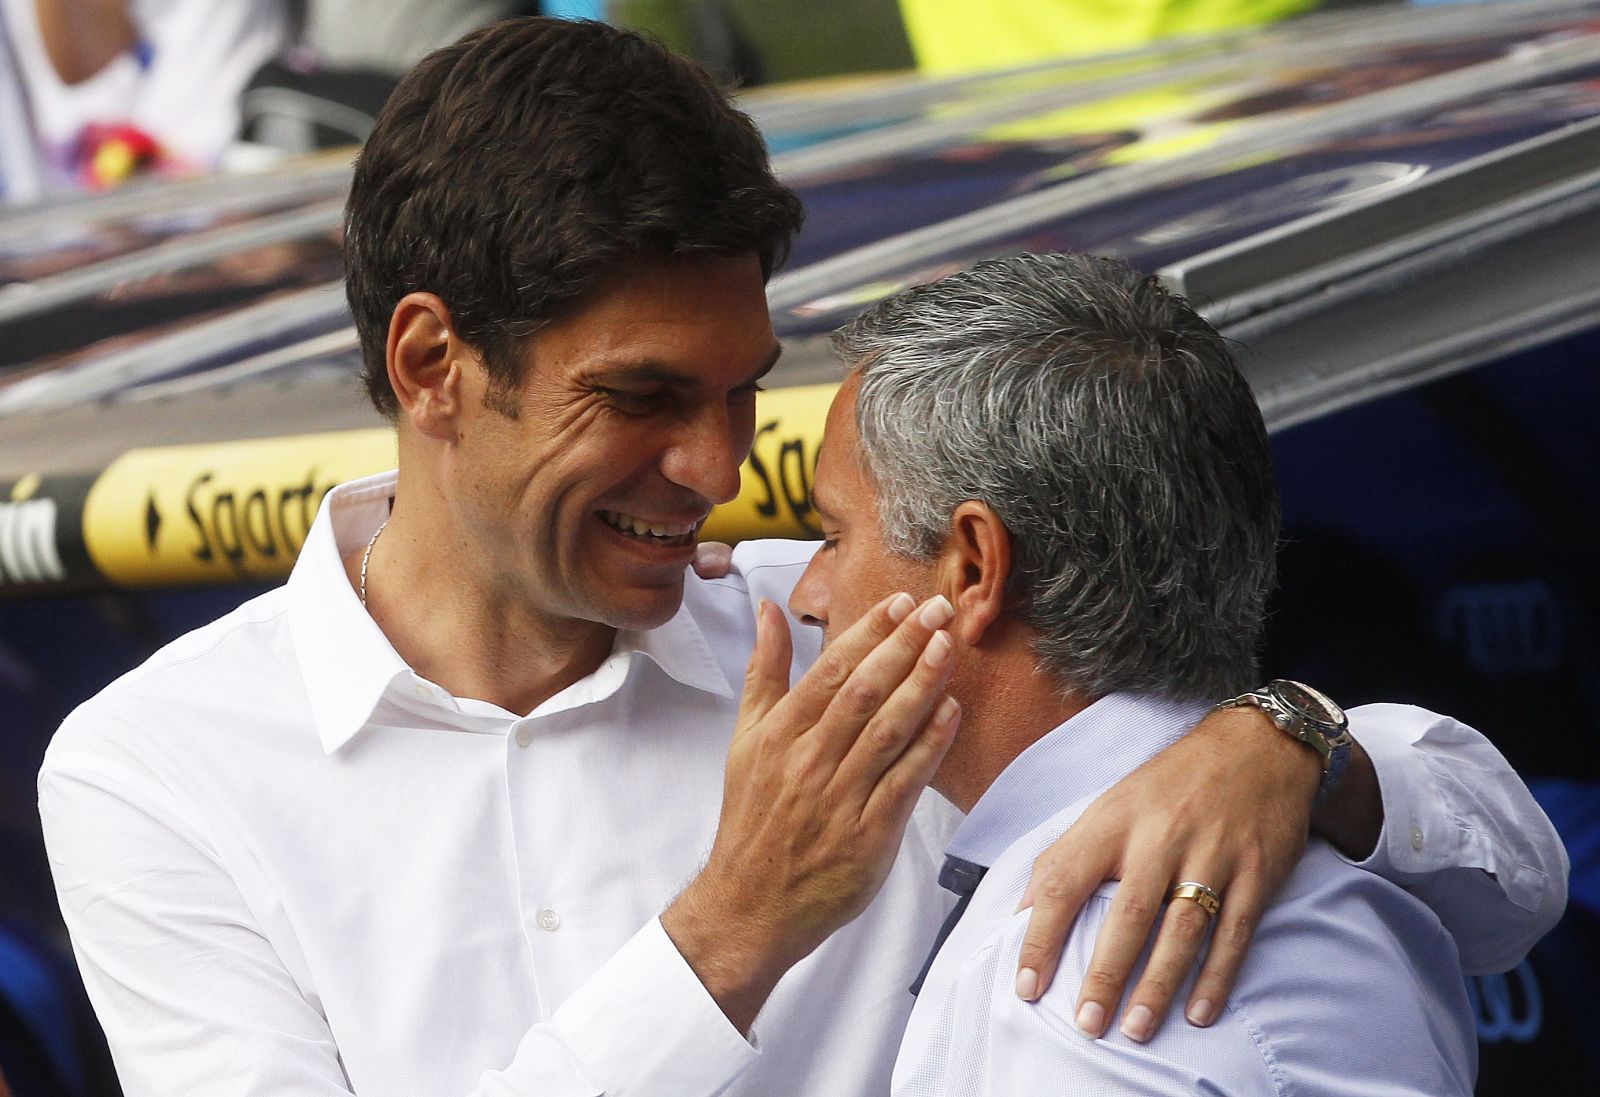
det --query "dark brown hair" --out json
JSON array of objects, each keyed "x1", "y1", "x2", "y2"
[{"x1": 344, "y1": 17, "x2": 803, "y2": 418}]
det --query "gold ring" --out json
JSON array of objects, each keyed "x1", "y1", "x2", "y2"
[{"x1": 1169, "y1": 881, "x2": 1221, "y2": 917}]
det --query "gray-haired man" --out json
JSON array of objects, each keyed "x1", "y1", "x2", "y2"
[{"x1": 789, "y1": 253, "x2": 1491, "y2": 1093}]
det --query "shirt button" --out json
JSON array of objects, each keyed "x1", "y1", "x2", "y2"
[
  {"x1": 414, "y1": 684, "x2": 430, "y2": 699},
  {"x1": 514, "y1": 726, "x2": 532, "y2": 748},
  {"x1": 537, "y1": 909, "x2": 561, "y2": 932},
  {"x1": 1410, "y1": 825, "x2": 1425, "y2": 851}
]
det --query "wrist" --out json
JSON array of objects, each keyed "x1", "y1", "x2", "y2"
[
  {"x1": 1309, "y1": 739, "x2": 1382, "y2": 860},
  {"x1": 1214, "y1": 680, "x2": 1350, "y2": 806},
  {"x1": 1195, "y1": 705, "x2": 1323, "y2": 807},
  {"x1": 661, "y1": 874, "x2": 787, "y2": 1034}
]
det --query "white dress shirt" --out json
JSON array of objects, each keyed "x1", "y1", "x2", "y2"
[
  {"x1": 895, "y1": 694, "x2": 1481, "y2": 1096},
  {"x1": 39, "y1": 472, "x2": 1566, "y2": 1096}
]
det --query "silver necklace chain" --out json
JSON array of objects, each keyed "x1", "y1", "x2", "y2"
[{"x1": 359, "y1": 518, "x2": 388, "y2": 608}]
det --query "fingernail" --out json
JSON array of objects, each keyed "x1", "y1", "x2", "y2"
[
  {"x1": 1187, "y1": 998, "x2": 1214, "y2": 1027},
  {"x1": 1120, "y1": 1004, "x2": 1154, "y2": 1043},
  {"x1": 933, "y1": 695, "x2": 960, "y2": 727},
  {"x1": 887, "y1": 592, "x2": 915, "y2": 623},
  {"x1": 918, "y1": 594, "x2": 953, "y2": 629},
  {"x1": 1075, "y1": 1000, "x2": 1106, "y2": 1038},
  {"x1": 1016, "y1": 968, "x2": 1039, "y2": 1001},
  {"x1": 923, "y1": 630, "x2": 952, "y2": 667}
]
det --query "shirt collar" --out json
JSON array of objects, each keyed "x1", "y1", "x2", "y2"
[
  {"x1": 615, "y1": 598, "x2": 736, "y2": 701},
  {"x1": 947, "y1": 692, "x2": 1210, "y2": 867},
  {"x1": 522, "y1": 594, "x2": 735, "y2": 718},
  {"x1": 287, "y1": 471, "x2": 732, "y2": 754},
  {"x1": 287, "y1": 471, "x2": 410, "y2": 753}
]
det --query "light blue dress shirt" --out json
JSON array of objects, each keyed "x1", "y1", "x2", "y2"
[{"x1": 893, "y1": 692, "x2": 1478, "y2": 1096}]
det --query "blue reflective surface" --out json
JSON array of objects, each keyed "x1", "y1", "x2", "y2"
[{"x1": 775, "y1": 19, "x2": 1600, "y2": 336}]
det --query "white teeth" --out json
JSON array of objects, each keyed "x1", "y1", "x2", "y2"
[{"x1": 601, "y1": 510, "x2": 696, "y2": 540}]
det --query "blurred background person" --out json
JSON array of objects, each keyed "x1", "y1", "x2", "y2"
[
  {"x1": 240, "y1": 3, "x2": 605, "y2": 155},
  {"x1": 0, "y1": 0, "x2": 290, "y2": 196},
  {"x1": 1, "y1": 9, "x2": 45, "y2": 202}
]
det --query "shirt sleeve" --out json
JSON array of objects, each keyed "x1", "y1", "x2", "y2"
[
  {"x1": 1346, "y1": 702, "x2": 1569, "y2": 974},
  {"x1": 39, "y1": 716, "x2": 757, "y2": 1097}
]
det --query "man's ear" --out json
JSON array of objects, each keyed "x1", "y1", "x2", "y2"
[
  {"x1": 386, "y1": 292, "x2": 472, "y2": 439},
  {"x1": 936, "y1": 500, "x2": 1013, "y2": 647}
]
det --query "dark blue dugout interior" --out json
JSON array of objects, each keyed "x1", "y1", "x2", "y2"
[{"x1": 1264, "y1": 325, "x2": 1600, "y2": 1092}]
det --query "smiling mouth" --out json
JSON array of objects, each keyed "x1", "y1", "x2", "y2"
[{"x1": 598, "y1": 510, "x2": 701, "y2": 548}]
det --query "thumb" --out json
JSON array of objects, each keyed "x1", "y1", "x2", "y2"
[
  {"x1": 738, "y1": 600, "x2": 793, "y2": 731},
  {"x1": 692, "y1": 540, "x2": 734, "y2": 579}
]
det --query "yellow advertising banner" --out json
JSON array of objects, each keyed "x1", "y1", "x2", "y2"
[
  {"x1": 702, "y1": 382, "x2": 835, "y2": 545},
  {"x1": 75, "y1": 383, "x2": 837, "y2": 589},
  {"x1": 80, "y1": 429, "x2": 398, "y2": 587}
]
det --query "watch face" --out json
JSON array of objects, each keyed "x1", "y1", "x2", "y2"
[{"x1": 1272, "y1": 680, "x2": 1347, "y2": 727}]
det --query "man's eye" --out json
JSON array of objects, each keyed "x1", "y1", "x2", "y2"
[
  {"x1": 820, "y1": 537, "x2": 839, "y2": 552},
  {"x1": 600, "y1": 389, "x2": 662, "y2": 414},
  {"x1": 731, "y1": 381, "x2": 765, "y2": 400}
]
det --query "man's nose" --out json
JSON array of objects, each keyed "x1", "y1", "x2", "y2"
[
  {"x1": 662, "y1": 404, "x2": 744, "y2": 505},
  {"x1": 788, "y1": 554, "x2": 829, "y2": 629}
]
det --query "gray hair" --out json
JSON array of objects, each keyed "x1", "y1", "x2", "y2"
[{"x1": 837, "y1": 253, "x2": 1279, "y2": 702}]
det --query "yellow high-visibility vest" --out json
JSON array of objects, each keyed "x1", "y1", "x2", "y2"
[{"x1": 899, "y1": 0, "x2": 1320, "y2": 74}]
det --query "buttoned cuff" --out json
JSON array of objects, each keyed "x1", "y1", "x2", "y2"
[
  {"x1": 1350, "y1": 702, "x2": 1549, "y2": 908},
  {"x1": 548, "y1": 917, "x2": 758, "y2": 1097},
  {"x1": 1358, "y1": 705, "x2": 1548, "y2": 913},
  {"x1": 1348, "y1": 703, "x2": 1449, "y2": 880}
]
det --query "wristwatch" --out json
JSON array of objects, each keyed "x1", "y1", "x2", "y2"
[{"x1": 1215, "y1": 680, "x2": 1353, "y2": 805}]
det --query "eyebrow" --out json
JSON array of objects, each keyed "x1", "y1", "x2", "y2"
[
  {"x1": 810, "y1": 480, "x2": 838, "y2": 522},
  {"x1": 588, "y1": 343, "x2": 784, "y2": 390}
]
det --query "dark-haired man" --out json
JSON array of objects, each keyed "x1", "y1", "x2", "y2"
[
  {"x1": 788, "y1": 253, "x2": 1481, "y2": 1092},
  {"x1": 40, "y1": 18, "x2": 1563, "y2": 1097}
]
